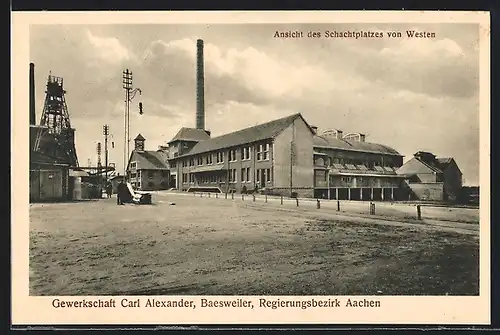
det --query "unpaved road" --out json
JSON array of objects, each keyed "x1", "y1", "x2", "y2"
[{"x1": 29, "y1": 193, "x2": 480, "y2": 296}]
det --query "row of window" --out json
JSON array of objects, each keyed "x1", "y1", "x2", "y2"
[
  {"x1": 318, "y1": 157, "x2": 398, "y2": 168},
  {"x1": 181, "y1": 168, "x2": 272, "y2": 184},
  {"x1": 179, "y1": 143, "x2": 271, "y2": 168}
]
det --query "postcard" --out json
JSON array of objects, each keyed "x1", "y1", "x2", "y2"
[{"x1": 11, "y1": 10, "x2": 490, "y2": 326}]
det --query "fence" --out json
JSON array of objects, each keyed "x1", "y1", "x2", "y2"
[{"x1": 190, "y1": 191, "x2": 436, "y2": 222}]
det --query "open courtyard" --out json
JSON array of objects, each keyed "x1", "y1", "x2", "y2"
[{"x1": 29, "y1": 192, "x2": 480, "y2": 296}]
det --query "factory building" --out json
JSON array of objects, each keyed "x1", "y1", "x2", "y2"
[
  {"x1": 396, "y1": 151, "x2": 463, "y2": 201},
  {"x1": 168, "y1": 113, "x2": 407, "y2": 200},
  {"x1": 126, "y1": 134, "x2": 171, "y2": 191},
  {"x1": 163, "y1": 38, "x2": 407, "y2": 200}
]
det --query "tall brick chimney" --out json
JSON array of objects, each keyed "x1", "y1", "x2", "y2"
[
  {"x1": 196, "y1": 39, "x2": 205, "y2": 130},
  {"x1": 29, "y1": 63, "x2": 36, "y2": 125}
]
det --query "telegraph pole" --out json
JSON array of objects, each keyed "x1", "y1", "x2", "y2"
[
  {"x1": 97, "y1": 142, "x2": 102, "y2": 194},
  {"x1": 103, "y1": 125, "x2": 110, "y2": 182},
  {"x1": 122, "y1": 69, "x2": 142, "y2": 179}
]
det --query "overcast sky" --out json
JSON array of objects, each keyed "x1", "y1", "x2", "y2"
[{"x1": 30, "y1": 23, "x2": 480, "y2": 185}]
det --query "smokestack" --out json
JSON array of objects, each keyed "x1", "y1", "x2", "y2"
[
  {"x1": 29, "y1": 63, "x2": 36, "y2": 125},
  {"x1": 196, "y1": 39, "x2": 205, "y2": 130}
]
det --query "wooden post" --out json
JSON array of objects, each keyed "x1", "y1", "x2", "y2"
[
  {"x1": 417, "y1": 205, "x2": 422, "y2": 220},
  {"x1": 216, "y1": 193, "x2": 218, "y2": 198},
  {"x1": 242, "y1": 194, "x2": 244, "y2": 201},
  {"x1": 317, "y1": 199, "x2": 320, "y2": 209},
  {"x1": 265, "y1": 194, "x2": 267, "y2": 203},
  {"x1": 253, "y1": 194, "x2": 255, "y2": 202},
  {"x1": 296, "y1": 198, "x2": 299, "y2": 207},
  {"x1": 231, "y1": 192, "x2": 234, "y2": 200},
  {"x1": 281, "y1": 196, "x2": 283, "y2": 205},
  {"x1": 337, "y1": 200, "x2": 340, "y2": 211},
  {"x1": 225, "y1": 192, "x2": 227, "y2": 199}
]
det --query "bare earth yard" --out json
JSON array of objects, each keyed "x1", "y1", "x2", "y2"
[{"x1": 29, "y1": 193, "x2": 480, "y2": 296}]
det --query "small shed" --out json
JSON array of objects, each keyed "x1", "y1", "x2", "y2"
[{"x1": 30, "y1": 152, "x2": 71, "y2": 202}]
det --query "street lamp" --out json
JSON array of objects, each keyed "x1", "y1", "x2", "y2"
[{"x1": 122, "y1": 69, "x2": 143, "y2": 178}]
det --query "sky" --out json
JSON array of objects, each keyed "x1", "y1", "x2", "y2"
[{"x1": 30, "y1": 23, "x2": 480, "y2": 185}]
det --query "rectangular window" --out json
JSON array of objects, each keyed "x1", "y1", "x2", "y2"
[
  {"x1": 229, "y1": 169, "x2": 237, "y2": 183},
  {"x1": 216, "y1": 152, "x2": 224, "y2": 164},
  {"x1": 189, "y1": 158, "x2": 194, "y2": 166},
  {"x1": 257, "y1": 143, "x2": 270, "y2": 161},
  {"x1": 264, "y1": 143, "x2": 270, "y2": 160},
  {"x1": 341, "y1": 177, "x2": 352, "y2": 183},
  {"x1": 256, "y1": 169, "x2": 260, "y2": 183},
  {"x1": 241, "y1": 147, "x2": 252, "y2": 160},
  {"x1": 197, "y1": 157, "x2": 203, "y2": 165},
  {"x1": 241, "y1": 168, "x2": 246, "y2": 183},
  {"x1": 206, "y1": 154, "x2": 213, "y2": 165},
  {"x1": 266, "y1": 168, "x2": 271, "y2": 182},
  {"x1": 246, "y1": 167, "x2": 251, "y2": 182},
  {"x1": 182, "y1": 160, "x2": 187, "y2": 167},
  {"x1": 130, "y1": 173, "x2": 137, "y2": 179},
  {"x1": 228, "y1": 149, "x2": 237, "y2": 162},
  {"x1": 170, "y1": 161, "x2": 176, "y2": 168},
  {"x1": 130, "y1": 162, "x2": 137, "y2": 169}
]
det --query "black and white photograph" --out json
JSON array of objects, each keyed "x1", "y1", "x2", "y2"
[{"x1": 12, "y1": 11, "x2": 490, "y2": 325}]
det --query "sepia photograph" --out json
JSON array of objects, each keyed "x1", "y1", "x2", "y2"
[{"x1": 12, "y1": 10, "x2": 490, "y2": 325}]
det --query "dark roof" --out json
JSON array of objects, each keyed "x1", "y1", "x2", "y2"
[
  {"x1": 175, "y1": 113, "x2": 305, "y2": 157},
  {"x1": 313, "y1": 135, "x2": 401, "y2": 156},
  {"x1": 437, "y1": 157, "x2": 453, "y2": 165},
  {"x1": 132, "y1": 150, "x2": 169, "y2": 170},
  {"x1": 135, "y1": 133, "x2": 146, "y2": 141},
  {"x1": 30, "y1": 151, "x2": 70, "y2": 166},
  {"x1": 168, "y1": 127, "x2": 211, "y2": 144}
]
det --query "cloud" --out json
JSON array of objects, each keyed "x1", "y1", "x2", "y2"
[{"x1": 85, "y1": 30, "x2": 133, "y2": 64}]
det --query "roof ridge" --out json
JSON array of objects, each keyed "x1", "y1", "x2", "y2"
[
  {"x1": 415, "y1": 157, "x2": 442, "y2": 173},
  {"x1": 205, "y1": 113, "x2": 300, "y2": 141}
]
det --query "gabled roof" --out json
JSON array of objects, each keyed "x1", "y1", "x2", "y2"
[
  {"x1": 130, "y1": 150, "x2": 169, "y2": 170},
  {"x1": 168, "y1": 127, "x2": 211, "y2": 144},
  {"x1": 174, "y1": 113, "x2": 309, "y2": 157},
  {"x1": 313, "y1": 135, "x2": 401, "y2": 156},
  {"x1": 135, "y1": 133, "x2": 146, "y2": 141}
]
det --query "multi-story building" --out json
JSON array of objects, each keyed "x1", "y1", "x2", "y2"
[
  {"x1": 168, "y1": 113, "x2": 408, "y2": 200},
  {"x1": 126, "y1": 134, "x2": 171, "y2": 191}
]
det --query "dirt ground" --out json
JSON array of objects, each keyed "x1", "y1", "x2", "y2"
[{"x1": 29, "y1": 193, "x2": 480, "y2": 296}]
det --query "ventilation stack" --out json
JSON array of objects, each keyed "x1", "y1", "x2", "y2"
[
  {"x1": 196, "y1": 39, "x2": 205, "y2": 130},
  {"x1": 29, "y1": 63, "x2": 36, "y2": 125}
]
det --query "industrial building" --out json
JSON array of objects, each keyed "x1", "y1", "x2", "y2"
[
  {"x1": 396, "y1": 151, "x2": 463, "y2": 202},
  {"x1": 126, "y1": 134, "x2": 171, "y2": 191},
  {"x1": 29, "y1": 62, "x2": 113, "y2": 201},
  {"x1": 167, "y1": 113, "x2": 407, "y2": 199},
  {"x1": 160, "y1": 38, "x2": 408, "y2": 200}
]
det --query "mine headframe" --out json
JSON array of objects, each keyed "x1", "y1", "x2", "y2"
[{"x1": 38, "y1": 74, "x2": 79, "y2": 167}]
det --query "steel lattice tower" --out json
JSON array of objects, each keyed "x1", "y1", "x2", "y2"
[{"x1": 39, "y1": 74, "x2": 79, "y2": 166}]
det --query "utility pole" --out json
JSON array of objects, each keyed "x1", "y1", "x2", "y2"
[
  {"x1": 97, "y1": 142, "x2": 102, "y2": 194},
  {"x1": 103, "y1": 124, "x2": 109, "y2": 183},
  {"x1": 122, "y1": 69, "x2": 143, "y2": 179}
]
